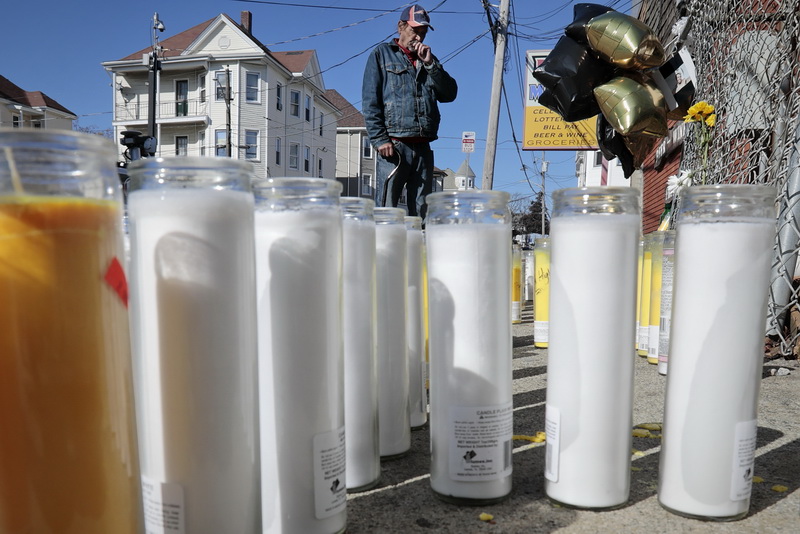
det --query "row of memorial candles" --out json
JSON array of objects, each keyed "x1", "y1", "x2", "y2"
[{"x1": 0, "y1": 130, "x2": 776, "y2": 532}]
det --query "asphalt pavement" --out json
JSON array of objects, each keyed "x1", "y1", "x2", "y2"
[{"x1": 344, "y1": 308, "x2": 800, "y2": 533}]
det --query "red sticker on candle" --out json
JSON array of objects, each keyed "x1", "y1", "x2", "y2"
[{"x1": 104, "y1": 257, "x2": 129, "y2": 307}]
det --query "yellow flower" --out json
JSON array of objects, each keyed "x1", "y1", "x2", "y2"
[
  {"x1": 705, "y1": 114, "x2": 717, "y2": 127},
  {"x1": 685, "y1": 101, "x2": 715, "y2": 123}
]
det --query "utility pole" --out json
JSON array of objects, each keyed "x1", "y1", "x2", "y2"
[
  {"x1": 481, "y1": 0, "x2": 510, "y2": 191},
  {"x1": 540, "y1": 153, "x2": 548, "y2": 234},
  {"x1": 147, "y1": 13, "x2": 165, "y2": 154},
  {"x1": 225, "y1": 67, "x2": 232, "y2": 157}
]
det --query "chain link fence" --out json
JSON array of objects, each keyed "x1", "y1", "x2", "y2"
[{"x1": 640, "y1": 0, "x2": 800, "y2": 357}]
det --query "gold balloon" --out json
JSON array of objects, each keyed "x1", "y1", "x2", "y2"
[
  {"x1": 623, "y1": 133, "x2": 658, "y2": 168},
  {"x1": 585, "y1": 12, "x2": 665, "y2": 70},
  {"x1": 594, "y1": 76, "x2": 668, "y2": 138}
]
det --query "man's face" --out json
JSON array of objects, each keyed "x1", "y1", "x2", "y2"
[{"x1": 398, "y1": 21, "x2": 428, "y2": 50}]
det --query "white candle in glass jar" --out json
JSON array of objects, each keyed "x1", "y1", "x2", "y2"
[
  {"x1": 406, "y1": 217, "x2": 428, "y2": 429},
  {"x1": 127, "y1": 186, "x2": 260, "y2": 534},
  {"x1": 427, "y1": 212, "x2": 513, "y2": 503},
  {"x1": 255, "y1": 180, "x2": 345, "y2": 534},
  {"x1": 342, "y1": 199, "x2": 380, "y2": 491},
  {"x1": 374, "y1": 208, "x2": 410, "y2": 458},
  {"x1": 545, "y1": 192, "x2": 639, "y2": 509},
  {"x1": 658, "y1": 218, "x2": 774, "y2": 520}
]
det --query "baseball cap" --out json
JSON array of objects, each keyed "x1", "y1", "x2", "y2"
[{"x1": 400, "y1": 5, "x2": 435, "y2": 31}]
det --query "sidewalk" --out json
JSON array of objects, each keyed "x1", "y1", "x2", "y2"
[{"x1": 345, "y1": 311, "x2": 800, "y2": 533}]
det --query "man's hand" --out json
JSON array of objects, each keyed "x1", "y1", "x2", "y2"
[
  {"x1": 378, "y1": 142, "x2": 395, "y2": 158},
  {"x1": 416, "y1": 43, "x2": 433, "y2": 65}
]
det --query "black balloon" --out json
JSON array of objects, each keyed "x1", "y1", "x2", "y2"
[
  {"x1": 596, "y1": 113, "x2": 635, "y2": 178},
  {"x1": 565, "y1": 3, "x2": 614, "y2": 44},
  {"x1": 532, "y1": 35, "x2": 616, "y2": 122}
]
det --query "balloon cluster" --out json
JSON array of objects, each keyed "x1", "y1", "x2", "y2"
[{"x1": 533, "y1": 4, "x2": 693, "y2": 177}]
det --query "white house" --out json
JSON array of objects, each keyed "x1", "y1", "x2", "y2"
[
  {"x1": 575, "y1": 150, "x2": 629, "y2": 187},
  {"x1": 322, "y1": 88, "x2": 375, "y2": 198},
  {"x1": 0, "y1": 74, "x2": 76, "y2": 130},
  {"x1": 102, "y1": 11, "x2": 339, "y2": 179}
]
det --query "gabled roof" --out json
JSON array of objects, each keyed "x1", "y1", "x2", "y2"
[
  {"x1": 0, "y1": 74, "x2": 76, "y2": 116},
  {"x1": 322, "y1": 89, "x2": 364, "y2": 128},
  {"x1": 270, "y1": 50, "x2": 315, "y2": 74},
  {"x1": 120, "y1": 16, "x2": 217, "y2": 60}
]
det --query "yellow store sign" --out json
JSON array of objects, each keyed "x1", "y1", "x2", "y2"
[{"x1": 524, "y1": 50, "x2": 598, "y2": 151}]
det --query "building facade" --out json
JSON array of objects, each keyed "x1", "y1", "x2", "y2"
[
  {"x1": 322, "y1": 89, "x2": 375, "y2": 198},
  {"x1": 0, "y1": 74, "x2": 76, "y2": 130},
  {"x1": 102, "y1": 11, "x2": 339, "y2": 178}
]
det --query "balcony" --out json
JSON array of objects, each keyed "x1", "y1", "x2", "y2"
[{"x1": 113, "y1": 99, "x2": 209, "y2": 126}]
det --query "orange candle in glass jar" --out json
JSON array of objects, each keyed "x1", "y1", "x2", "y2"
[{"x1": 0, "y1": 196, "x2": 141, "y2": 534}]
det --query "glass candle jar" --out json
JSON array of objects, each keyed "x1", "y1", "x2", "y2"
[
  {"x1": 406, "y1": 216, "x2": 428, "y2": 430},
  {"x1": 533, "y1": 237, "x2": 550, "y2": 348},
  {"x1": 647, "y1": 231, "x2": 666, "y2": 365},
  {"x1": 658, "y1": 184, "x2": 776, "y2": 521},
  {"x1": 254, "y1": 178, "x2": 346, "y2": 533},
  {"x1": 657, "y1": 230, "x2": 676, "y2": 375},
  {"x1": 426, "y1": 190, "x2": 513, "y2": 505},
  {"x1": 127, "y1": 156, "x2": 260, "y2": 534},
  {"x1": 374, "y1": 207, "x2": 410, "y2": 458},
  {"x1": 544, "y1": 186, "x2": 640, "y2": 509},
  {"x1": 524, "y1": 248, "x2": 535, "y2": 302},
  {"x1": 511, "y1": 243, "x2": 523, "y2": 324},
  {"x1": 0, "y1": 129, "x2": 142, "y2": 534},
  {"x1": 341, "y1": 197, "x2": 380, "y2": 492},
  {"x1": 638, "y1": 233, "x2": 654, "y2": 357}
]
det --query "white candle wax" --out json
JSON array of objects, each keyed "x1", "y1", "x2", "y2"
[
  {"x1": 427, "y1": 224, "x2": 513, "y2": 501},
  {"x1": 342, "y1": 216, "x2": 381, "y2": 490},
  {"x1": 375, "y1": 221, "x2": 410, "y2": 457},
  {"x1": 545, "y1": 213, "x2": 639, "y2": 509},
  {"x1": 127, "y1": 188, "x2": 260, "y2": 534},
  {"x1": 255, "y1": 207, "x2": 346, "y2": 533},
  {"x1": 406, "y1": 222, "x2": 428, "y2": 429},
  {"x1": 658, "y1": 219, "x2": 774, "y2": 519}
]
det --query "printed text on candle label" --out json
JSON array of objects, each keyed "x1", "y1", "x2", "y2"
[
  {"x1": 314, "y1": 426, "x2": 347, "y2": 519},
  {"x1": 544, "y1": 405, "x2": 560, "y2": 482},
  {"x1": 141, "y1": 476, "x2": 185, "y2": 534},
  {"x1": 534, "y1": 321, "x2": 549, "y2": 343},
  {"x1": 730, "y1": 419, "x2": 757, "y2": 501},
  {"x1": 449, "y1": 403, "x2": 513, "y2": 481}
]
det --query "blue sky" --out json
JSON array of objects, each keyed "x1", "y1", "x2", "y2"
[{"x1": 2, "y1": 0, "x2": 630, "y2": 205}]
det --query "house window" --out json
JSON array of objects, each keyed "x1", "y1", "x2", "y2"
[
  {"x1": 176, "y1": 80, "x2": 189, "y2": 116},
  {"x1": 199, "y1": 75, "x2": 206, "y2": 103},
  {"x1": 215, "y1": 129, "x2": 227, "y2": 156},
  {"x1": 32, "y1": 120, "x2": 42, "y2": 129},
  {"x1": 290, "y1": 90, "x2": 300, "y2": 117},
  {"x1": 318, "y1": 157, "x2": 323, "y2": 178},
  {"x1": 305, "y1": 95, "x2": 311, "y2": 122},
  {"x1": 593, "y1": 151, "x2": 603, "y2": 166},
  {"x1": 319, "y1": 112, "x2": 324, "y2": 136},
  {"x1": 246, "y1": 72, "x2": 260, "y2": 103},
  {"x1": 199, "y1": 131, "x2": 206, "y2": 156},
  {"x1": 362, "y1": 135, "x2": 373, "y2": 159},
  {"x1": 304, "y1": 146, "x2": 311, "y2": 172},
  {"x1": 276, "y1": 83, "x2": 283, "y2": 111},
  {"x1": 12, "y1": 116, "x2": 20, "y2": 128},
  {"x1": 362, "y1": 173, "x2": 373, "y2": 197},
  {"x1": 289, "y1": 143, "x2": 299, "y2": 169},
  {"x1": 245, "y1": 130, "x2": 259, "y2": 160},
  {"x1": 275, "y1": 137, "x2": 282, "y2": 165},
  {"x1": 215, "y1": 71, "x2": 230, "y2": 101},
  {"x1": 175, "y1": 136, "x2": 188, "y2": 156}
]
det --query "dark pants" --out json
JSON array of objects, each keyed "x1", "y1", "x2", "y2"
[{"x1": 375, "y1": 140, "x2": 434, "y2": 220}]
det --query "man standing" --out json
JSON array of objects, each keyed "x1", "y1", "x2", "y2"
[{"x1": 362, "y1": 4, "x2": 458, "y2": 219}]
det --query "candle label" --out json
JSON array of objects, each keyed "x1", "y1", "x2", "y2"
[
  {"x1": 534, "y1": 321, "x2": 549, "y2": 343},
  {"x1": 449, "y1": 402, "x2": 513, "y2": 481},
  {"x1": 730, "y1": 419, "x2": 757, "y2": 501},
  {"x1": 544, "y1": 405, "x2": 560, "y2": 482},
  {"x1": 104, "y1": 256, "x2": 129, "y2": 307},
  {"x1": 314, "y1": 426, "x2": 347, "y2": 519},
  {"x1": 141, "y1": 476, "x2": 185, "y2": 534}
]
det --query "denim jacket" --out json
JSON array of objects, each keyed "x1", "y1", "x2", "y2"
[{"x1": 362, "y1": 41, "x2": 458, "y2": 149}]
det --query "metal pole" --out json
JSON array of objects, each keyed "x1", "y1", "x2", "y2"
[
  {"x1": 541, "y1": 153, "x2": 547, "y2": 234},
  {"x1": 480, "y1": 0, "x2": 509, "y2": 191},
  {"x1": 226, "y1": 67, "x2": 232, "y2": 157}
]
